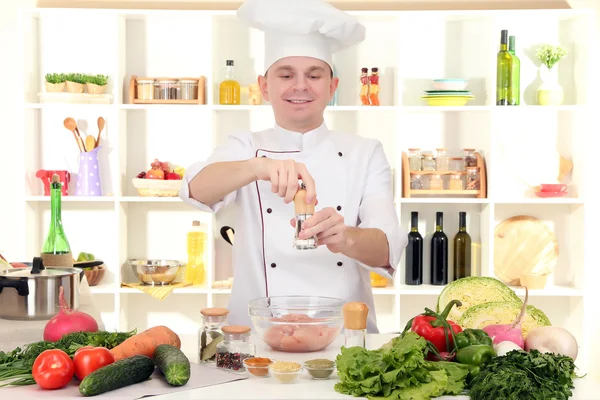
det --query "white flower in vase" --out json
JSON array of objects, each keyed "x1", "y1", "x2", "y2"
[{"x1": 535, "y1": 44, "x2": 568, "y2": 106}]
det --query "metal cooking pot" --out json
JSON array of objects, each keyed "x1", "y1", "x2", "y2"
[{"x1": 0, "y1": 256, "x2": 81, "y2": 321}]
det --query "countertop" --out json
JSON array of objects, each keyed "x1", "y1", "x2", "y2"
[{"x1": 152, "y1": 333, "x2": 599, "y2": 400}]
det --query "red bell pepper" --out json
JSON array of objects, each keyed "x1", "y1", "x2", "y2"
[{"x1": 410, "y1": 300, "x2": 463, "y2": 354}]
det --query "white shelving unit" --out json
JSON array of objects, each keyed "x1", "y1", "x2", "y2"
[{"x1": 17, "y1": 7, "x2": 595, "y2": 371}]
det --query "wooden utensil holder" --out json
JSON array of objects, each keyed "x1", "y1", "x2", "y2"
[
  {"x1": 128, "y1": 75, "x2": 206, "y2": 105},
  {"x1": 401, "y1": 150, "x2": 487, "y2": 198}
]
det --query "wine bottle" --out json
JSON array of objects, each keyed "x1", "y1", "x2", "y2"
[
  {"x1": 508, "y1": 35, "x2": 521, "y2": 106},
  {"x1": 453, "y1": 212, "x2": 472, "y2": 280},
  {"x1": 41, "y1": 174, "x2": 73, "y2": 267},
  {"x1": 405, "y1": 211, "x2": 423, "y2": 285},
  {"x1": 431, "y1": 211, "x2": 448, "y2": 285},
  {"x1": 496, "y1": 29, "x2": 512, "y2": 106}
]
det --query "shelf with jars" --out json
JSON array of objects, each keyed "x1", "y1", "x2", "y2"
[
  {"x1": 128, "y1": 75, "x2": 207, "y2": 105},
  {"x1": 401, "y1": 148, "x2": 487, "y2": 198}
]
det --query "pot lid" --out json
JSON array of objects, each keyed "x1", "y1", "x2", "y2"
[{"x1": 0, "y1": 257, "x2": 80, "y2": 279}]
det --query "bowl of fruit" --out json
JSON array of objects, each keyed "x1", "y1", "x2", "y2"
[{"x1": 132, "y1": 159, "x2": 185, "y2": 197}]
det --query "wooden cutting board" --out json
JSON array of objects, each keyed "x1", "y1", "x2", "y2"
[{"x1": 494, "y1": 215, "x2": 558, "y2": 285}]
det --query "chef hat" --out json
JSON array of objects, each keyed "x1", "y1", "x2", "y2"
[{"x1": 237, "y1": 0, "x2": 366, "y2": 74}]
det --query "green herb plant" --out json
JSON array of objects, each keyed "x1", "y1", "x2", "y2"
[
  {"x1": 536, "y1": 44, "x2": 568, "y2": 69},
  {"x1": 65, "y1": 73, "x2": 87, "y2": 84},
  {"x1": 45, "y1": 73, "x2": 67, "y2": 84},
  {"x1": 86, "y1": 74, "x2": 109, "y2": 86}
]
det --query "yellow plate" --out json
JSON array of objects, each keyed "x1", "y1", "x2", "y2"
[{"x1": 421, "y1": 96, "x2": 474, "y2": 106}]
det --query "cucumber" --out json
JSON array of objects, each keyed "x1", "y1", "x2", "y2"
[
  {"x1": 79, "y1": 355, "x2": 155, "y2": 396},
  {"x1": 153, "y1": 344, "x2": 191, "y2": 386}
]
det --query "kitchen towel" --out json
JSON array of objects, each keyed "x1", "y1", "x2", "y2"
[
  {"x1": 121, "y1": 281, "x2": 192, "y2": 300},
  {"x1": 2, "y1": 362, "x2": 247, "y2": 399}
]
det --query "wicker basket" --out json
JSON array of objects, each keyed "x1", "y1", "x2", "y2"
[{"x1": 132, "y1": 178, "x2": 181, "y2": 197}]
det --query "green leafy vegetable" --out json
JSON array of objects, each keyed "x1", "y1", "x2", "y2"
[
  {"x1": 334, "y1": 332, "x2": 469, "y2": 400},
  {"x1": 467, "y1": 349, "x2": 580, "y2": 400},
  {"x1": 0, "y1": 329, "x2": 135, "y2": 387}
]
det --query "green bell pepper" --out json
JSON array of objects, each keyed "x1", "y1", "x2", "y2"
[
  {"x1": 454, "y1": 328, "x2": 493, "y2": 349},
  {"x1": 455, "y1": 344, "x2": 497, "y2": 382}
]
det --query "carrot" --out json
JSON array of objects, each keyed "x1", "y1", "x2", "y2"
[{"x1": 109, "y1": 326, "x2": 181, "y2": 361}]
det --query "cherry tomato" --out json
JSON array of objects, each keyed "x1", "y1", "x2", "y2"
[
  {"x1": 73, "y1": 346, "x2": 115, "y2": 380},
  {"x1": 32, "y1": 349, "x2": 75, "y2": 389}
]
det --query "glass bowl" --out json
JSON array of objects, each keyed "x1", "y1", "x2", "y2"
[
  {"x1": 242, "y1": 357, "x2": 273, "y2": 377},
  {"x1": 268, "y1": 364, "x2": 304, "y2": 384},
  {"x1": 304, "y1": 359, "x2": 336, "y2": 380},
  {"x1": 248, "y1": 296, "x2": 345, "y2": 352},
  {"x1": 127, "y1": 259, "x2": 184, "y2": 286}
]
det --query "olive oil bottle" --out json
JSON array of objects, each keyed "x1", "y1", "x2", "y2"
[
  {"x1": 405, "y1": 211, "x2": 423, "y2": 285},
  {"x1": 431, "y1": 211, "x2": 448, "y2": 285},
  {"x1": 453, "y1": 212, "x2": 472, "y2": 280},
  {"x1": 496, "y1": 29, "x2": 512, "y2": 106},
  {"x1": 41, "y1": 174, "x2": 73, "y2": 267},
  {"x1": 508, "y1": 35, "x2": 521, "y2": 105}
]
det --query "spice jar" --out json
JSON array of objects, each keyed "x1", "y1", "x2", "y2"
[
  {"x1": 464, "y1": 149, "x2": 477, "y2": 168},
  {"x1": 136, "y1": 78, "x2": 155, "y2": 100},
  {"x1": 430, "y1": 174, "x2": 443, "y2": 190},
  {"x1": 198, "y1": 307, "x2": 229, "y2": 363},
  {"x1": 408, "y1": 148, "x2": 421, "y2": 171},
  {"x1": 179, "y1": 79, "x2": 198, "y2": 100},
  {"x1": 449, "y1": 157, "x2": 465, "y2": 171},
  {"x1": 449, "y1": 174, "x2": 463, "y2": 190},
  {"x1": 216, "y1": 325, "x2": 255, "y2": 373},
  {"x1": 421, "y1": 153, "x2": 435, "y2": 171},
  {"x1": 155, "y1": 78, "x2": 179, "y2": 100},
  {"x1": 248, "y1": 84, "x2": 263, "y2": 105},
  {"x1": 435, "y1": 148, "x2": 449, "y2": 171},
  {"x1": 466, "y1": 167, "x2": 481, "y2": 190},
  {"x1": 410, "y1": 174, "x2": 424, "y2": 190}
]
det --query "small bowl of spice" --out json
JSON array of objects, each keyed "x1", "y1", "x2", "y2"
[
  {"x1": 243, "y1": 357, "x2": 273, "y2": 377},
  {"x1": 268, "y1": 361, "x2": 303, "y2": 384},
  {"x1": 304, "y1": 358, "x2": 336, "y2": 380}
]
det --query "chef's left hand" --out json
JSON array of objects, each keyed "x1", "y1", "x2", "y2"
[{"x1": 290, "y1": 207, "x2": 348, "y2": 253}]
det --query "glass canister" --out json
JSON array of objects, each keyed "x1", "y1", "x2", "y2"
[
  {"x1": 449, "y1": 174, "x2": 463, "y2": 190},
  {"x1": 216, "y1": 325, "x2": 255, "y2": 373},
  {"x1": 466, "y1": 167, "x2": 481, "y2": 190},
  {"x1": 179, "y1": 79, "x2": 198, "y2": 100},
  {"x1": 421, "y1": 153, "x2": 435, "y2": 171},
  {"x1": 155, "y1": 78, "x2": 179, "y2": 100},
  {"x1": 370, "y1": 271, "x2": 388, "y2": 287},
  {"x1": 463, "y1": 149, "x2": 477, "y2": 168},
  {"x1": 408, "y1": 148, "x2": 421, "y2": 171},
  {"x1": 410, "y1": 174, "x2": 424, "y2": 190},
  {"x1": 449, "y1": 157, "x2": 465, "y2": 172},
  {"x1": 435, "y1": 148, "x2": 449, "y2": 171},
  {"x1": 430, "y1": 174, "x2": 443, "y2": 190},
  {"x1": 136, "y1": 78, "x2": 155, "y2": 100},
  {"x1": 199, "y1": 307, "x2": 229, "y2": 364},
  {"x1": 248, "y1": 84, "x2": 263, "y2": 105}
]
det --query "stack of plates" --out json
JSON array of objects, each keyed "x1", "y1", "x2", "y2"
[{"x1": 422, "y1": 79, "x2": 474, "y2": 106}]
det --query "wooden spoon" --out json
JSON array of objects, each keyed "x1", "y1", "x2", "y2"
[
  {"x1": 95, "y1": 117, "x2": 105, "y2": 148},
  {"x1": 85, "y1": 135, "x2": 96, "y2": 152},
  {"x1": 63, "y1": 117, "x2": 85, "y2": 152}
]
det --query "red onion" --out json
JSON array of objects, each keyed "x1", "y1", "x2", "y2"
[{"x1": 43, "y1": 286, "x2": 99, "y2": 342}]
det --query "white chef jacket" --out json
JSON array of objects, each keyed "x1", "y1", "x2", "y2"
[{"x1": 180, "y1": 122, "x2": 407, "y2": 333}]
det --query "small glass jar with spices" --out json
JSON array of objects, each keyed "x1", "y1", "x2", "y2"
[
  {"x1": 463, "y1": 148, "x2": 477, "y2": 168},
  {"x1": 155, "y1": 78, "x2": 179, "y2": 100},
  {"x1": 136, "y1": 78, "x2": 155, "y2": 100},
  {"x1": 429, "y1": 174, "x2": 443, "y2": 190},
  {"x1": 179, "y1": 79, "x2": 198, "y2": 100},
  {"x1": 198, "y1": 307, "x2": 229, "y2": 364},
  {"x1": 449, "y1": 173, "x2": 463, "y2": 190},
  {"x1": 466, "y1": 167, "x2": 481, "y2": 190},
  {"x1": 408, "y1": 148, "x2": 422, "y2": 171},
  {"x1": 435, "y1": 148, "x2": 449, "y2": 171},
  {"x1": 421, "y1": 153, "x2": 435, "y2": 171},
  {"x1": 410, "y1": 174, "x2": 424, "y2": 190},
  {"x1": 216, "y1": 325, "x2": 255, "y2": 373},
  {"x1": 449, "y1": 157, "x2": 465, "y2": 171}
]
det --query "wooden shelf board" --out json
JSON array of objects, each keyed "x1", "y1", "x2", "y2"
[
  {"x1": 132, "y1": 99, "x2": 204, "y2": 104},
  {"x1": 409, "y1": 190, "x2": 480, "y2": 195},
  {"x1": 410, "y1": 170, "x2": 466, "y2": 175}
]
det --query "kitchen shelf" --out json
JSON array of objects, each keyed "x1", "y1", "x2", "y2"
[{"x1": 16, "y1": 7, "x2": 594, "y2": 371}]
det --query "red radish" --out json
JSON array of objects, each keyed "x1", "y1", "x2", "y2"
[
  {"x1": 482, "y1": 287, "x2": 529, "y2": 348},
  {"x1": 43, "y1": 286, "x2": 99, "y2": 342}
]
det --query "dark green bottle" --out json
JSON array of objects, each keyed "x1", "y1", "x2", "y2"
[
  {"x1": 453, "y1": 212, "x2": 472, "y2": 280},
  {"x1": 405, "y1": 211, "x2": 423, "y2": 285},
  {"x1": 41, "y1": 174, "x2": 72, "y2": 264},
  {"x1": 508, "y1": 35, "x2": 521, "y2": 105},
  {"x1": 431, "y1": 211, "x2": 448, "y2": 285},
  {"x1": 496, "y1": 29, "x2": 512, "y2": 106}
]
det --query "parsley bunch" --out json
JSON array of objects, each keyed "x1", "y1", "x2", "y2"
[{"x1": 468, "y1": 349, "x2": 579, "y2": 400}]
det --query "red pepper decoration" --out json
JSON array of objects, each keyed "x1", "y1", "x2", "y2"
[{"x1": 410, "y1": 300, "x2": 463, "y2": 354}]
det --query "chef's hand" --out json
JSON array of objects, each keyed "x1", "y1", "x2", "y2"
[
  {"x1": 252, "y1": 158, "x2": 316, "y2": 204},
  {"x1": 290, "y1": 207, "x2": 347, "y2": 253}
]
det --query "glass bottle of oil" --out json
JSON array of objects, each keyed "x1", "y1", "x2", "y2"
[
  {"x1": 219, "y1": 60, "x2": 240, "y2": 105},
  {"x1": 185, "y1": 220, "x2": 206, "y2": 285}
]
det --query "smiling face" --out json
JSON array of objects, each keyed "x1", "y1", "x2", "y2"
[{"x1": 258, "y1": 56, "x2": 338, "y2": 133}]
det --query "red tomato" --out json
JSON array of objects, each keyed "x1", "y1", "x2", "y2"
[
  {"x1": 32, "y1": 349, "x2": 75, "y2": 390},
  {"x1": 73, "y1": 346, "x2": 115, "y2": 380}
]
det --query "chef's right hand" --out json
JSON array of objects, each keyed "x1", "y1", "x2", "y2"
[{"x1": 251, "y1": 158, "x2": 316, "y2": 204}]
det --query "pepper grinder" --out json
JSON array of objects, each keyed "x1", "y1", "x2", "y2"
[
  {"x1": 343, "y1": 302, "x2": 369, "y2": 348},
  {"x1": 293, "y1": 182, "x2": 317, "y2": 250}
]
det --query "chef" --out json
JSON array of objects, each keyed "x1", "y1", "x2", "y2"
[{"x1": 180, "y1": 0, "x2": 406, "y2": 333}]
